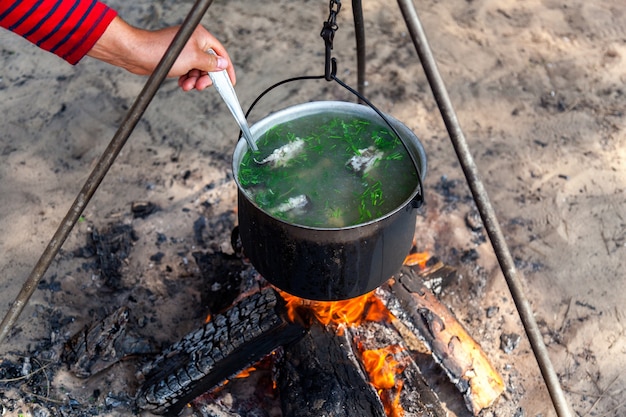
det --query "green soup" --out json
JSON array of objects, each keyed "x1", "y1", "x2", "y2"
[{"x1": 238, "y1": 114, "x2": 418, "y2": 228}]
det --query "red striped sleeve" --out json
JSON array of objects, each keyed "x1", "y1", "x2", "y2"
[{"x1": 0, "y1": 0, "x2": 117, "y2": 64}]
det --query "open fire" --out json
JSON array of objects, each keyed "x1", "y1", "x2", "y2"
[
  {"x1": 131, "y1": 248, "x2": 504, "y2": 417},
  {"x1": 224, "y1": 287, "x2": 409, "y2": 416},
  {"x1": 195, "y1": 270, "x2": 414, "y2": 416},
  {"x1": 278, "y1": 286, "x2": 403, "y2": 416}
]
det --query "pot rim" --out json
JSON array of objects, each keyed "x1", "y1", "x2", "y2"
[{"x1": 232, "y1": 101, "x2": 427, "y2": 231}]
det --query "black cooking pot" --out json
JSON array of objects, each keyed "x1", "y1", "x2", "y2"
[{"x1": 232, "y1": 101, "x2": 427, "y2": 301}]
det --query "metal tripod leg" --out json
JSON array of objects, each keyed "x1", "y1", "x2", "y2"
[{"x1": 395, "y1": 0, "x2": 574, "y2": 416}]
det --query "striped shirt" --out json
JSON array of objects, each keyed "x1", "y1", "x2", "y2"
[{"x1": 0, "y1": 0, "x2": 117, "y2": 64}]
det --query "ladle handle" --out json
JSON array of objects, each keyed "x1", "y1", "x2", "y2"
[{"x1": 207, "y1": 50, "x2": 258, "y2": 151}]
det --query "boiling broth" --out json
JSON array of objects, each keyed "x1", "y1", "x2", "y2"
[{"x1": 238, "y1": 113, "x2": 418, "y2": 228}]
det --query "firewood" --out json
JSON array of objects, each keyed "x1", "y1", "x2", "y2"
[
  {"x1": 278, "y1": 323, "x2": 387, "y2": 417},
  {"x1": 347, "y1": 321, "x2": 447, "y2": 417},
  {"x1": 376, "y1": 266, "x2": 505, "y2": 415},
  {"x1": 136, "y1": 288, "x2": 306, "y2": 416}
]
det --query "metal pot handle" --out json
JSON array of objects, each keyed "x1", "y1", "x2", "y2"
[{"x1": 244, "y1": 74, "x2": 425, "y2": 209}]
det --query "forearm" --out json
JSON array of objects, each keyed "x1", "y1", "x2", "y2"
[
  {"x1": 86, "y1": 16, "x2": 151, "y2": 75},
  {"x1": 88, "y1": 16, "x2": 235, "y2": 84}
]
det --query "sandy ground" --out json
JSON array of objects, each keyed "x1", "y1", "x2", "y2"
[{"x1": 1, "y1": 0, "x2": 624, "y2": 416}]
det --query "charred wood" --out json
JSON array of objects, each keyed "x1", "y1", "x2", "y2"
[
  {"x1": 278, "y1": 323, "x2": 386, "y2": 417},
  {"x1": 376, "y1": 266, "x2": 505, "y2": 415},
  {"x1": 191, "y1": 352, "x2": 283, "y2": 417},
  {"x1": 348, "y1": 321, "x2": 447, "y2": 417},
  {"x1": 73, "y1": 223, "x2": 138, "y2": 289},
  {"x1": 61, "y1": 306, "x2": 154, "y2": 378},
  {"x1": 136, "y1": 288, "x2": 306, "y2": 416}
]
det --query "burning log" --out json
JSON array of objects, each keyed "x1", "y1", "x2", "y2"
[
  {"x1": 277, "y1": 323, "x2": 387, "y2": 417},
  {"x1": 348, "y1": 321, "x2": 447, "y2": 417},
  {"x1": 136, "y1": 288, "x2": 306, "y2": 416},
  {"x1": 376, "y1": 266, "x2": 505, "y2": 415}
]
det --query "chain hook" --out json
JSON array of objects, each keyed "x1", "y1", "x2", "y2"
[{"x1": 320, "y1": 0, "x2": 341, "y2": 81}]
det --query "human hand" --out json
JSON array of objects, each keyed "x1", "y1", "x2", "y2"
[{"x1": 88, "y1": 17, "x2": 236, "y2": 91}]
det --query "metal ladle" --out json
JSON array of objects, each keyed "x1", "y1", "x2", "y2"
[{"x1": 207, "y1": 49, "x2": 258, "y2": 151}]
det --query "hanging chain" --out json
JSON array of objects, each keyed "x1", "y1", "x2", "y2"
[
  {"x1": 246, "y1": 0, "x2": 423, "y2": 206},
  {"x1": 320, "y1": 0, "x2": 341, "y2": 80}
]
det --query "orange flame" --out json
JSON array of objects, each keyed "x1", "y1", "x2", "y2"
[
  {"x1": 382, "y1": 380, "x2": 404, "y2": 417},
  {"x1": 278, "y1": 250, "x2": 429, "y2": 327},
  {"x1": 403, "y1": 251, "x2": 429, "y2": 269},
  {"x1": 279, "y1": 290, "x2": 391, "y2": 327},
  {"x1": 362, "y1": 347, "x2": 400, "y2": 389},
  {"x1": 361, "y1": 345, "x2": 405, "y2": 417}
]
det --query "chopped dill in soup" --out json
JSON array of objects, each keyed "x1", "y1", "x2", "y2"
[{"x1": 238, "y1": 114, "x2": 418, "y2": 227}]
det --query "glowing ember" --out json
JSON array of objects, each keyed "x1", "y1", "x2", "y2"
[
  {"x1": 361, "y1": 345, "x2": 405, "y2": 417},
  {"x1": 234, "y1": 366, "x2": 256, "y2": 379},
  {"x1": 279, "y1": 290, "x2": 391, "y2": 327}
]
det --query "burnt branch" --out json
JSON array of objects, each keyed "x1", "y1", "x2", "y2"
[
  {"x1": 136, "y1": 288, "x2": 306, "y2": 416},
  {"x1": 61, "y1": 306, "x2": 154, "y2": 378}
]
